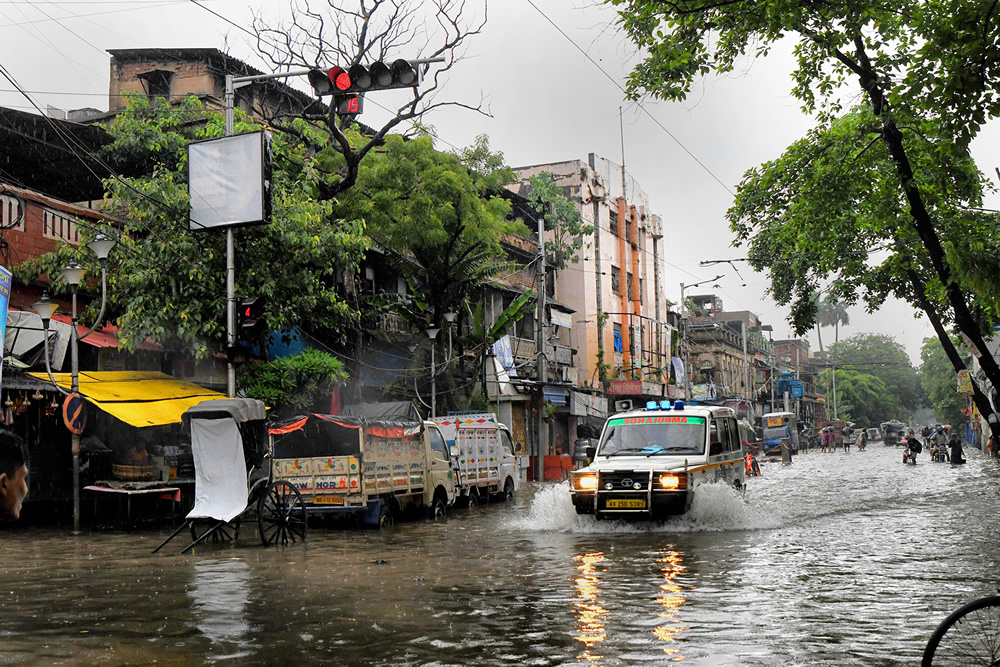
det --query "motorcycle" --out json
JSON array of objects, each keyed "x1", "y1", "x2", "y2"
[
  {"x1": 932, "y1": 448, "x2": 948, "y2": 463},
  {"x1": 903, "y1": 446, "x2": 917, "y2": 465}
]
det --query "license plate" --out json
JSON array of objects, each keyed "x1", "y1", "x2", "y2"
[
  {"x1": 313, "y1": 495, "x2": 345, "y2": 505},
  {"x1": 605, "y1": 499, "x2": 646, "y2": 509}
]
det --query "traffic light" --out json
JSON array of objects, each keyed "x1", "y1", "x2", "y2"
[
  {"x1": 308, "y1": 59, "x2": 420, "y2": 97},
  {"x1": 236, "y1": 296, "x2": 266, "y2": 342}
]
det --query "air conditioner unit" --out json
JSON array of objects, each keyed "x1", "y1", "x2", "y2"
[{"x1": 614, "y1": 399, "x2": 633, "y2": 412}]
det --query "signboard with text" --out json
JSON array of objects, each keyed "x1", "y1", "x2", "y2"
[
  {"x1": 0, "y1": 266, "x2": 10, "y2": 391},
  {"x1": 608, "y1": 380, "x2": 642, "y2": 395}
]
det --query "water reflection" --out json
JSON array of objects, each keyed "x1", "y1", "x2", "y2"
[
  {"x1": 188, "y1": 557, "x2": 254, "y2": 659},
  {"x1": 653, "y1": 549, "x2": 689, "y2": 659},
  {"x1": 573, "y1": 551, "x2": 607, "y2": 661}
]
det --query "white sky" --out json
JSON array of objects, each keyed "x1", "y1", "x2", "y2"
[{"x1": 3, "y1": 0, "x2": 990, "y2": 365}]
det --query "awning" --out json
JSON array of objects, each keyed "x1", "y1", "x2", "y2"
[
  {"x1": 28, "y1": 370, "x2": 224, "y2": 428},
  {"x1": 543, "y1": 386, "x2": 569, "y2": 406},
  {"x1": 549, "y1": 309, "x2": 573, "y2": 329}
]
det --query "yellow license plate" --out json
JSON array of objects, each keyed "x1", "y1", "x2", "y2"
[
  {"x1": 313, "y1": 495, "x2": 345, "y2": 505},
  {"x1": 606, "y1": 499, "x2": 646, "y2": 509}
]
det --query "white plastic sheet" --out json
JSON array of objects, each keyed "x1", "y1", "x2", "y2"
[{"x1": 187, "y1": 417, "x2": 249, "y2": 522}]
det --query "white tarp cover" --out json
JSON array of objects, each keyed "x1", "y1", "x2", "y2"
[{"x1": 187, "y1": 417, "x2": 248, "y2": 522}]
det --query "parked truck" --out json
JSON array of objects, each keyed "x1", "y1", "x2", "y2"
[
  {"x1": 431, "y1": 412, "x2": 519, "y2": 506},
  {"x1": 268, "y1": 402, "x2": 455, "y2": 528}
]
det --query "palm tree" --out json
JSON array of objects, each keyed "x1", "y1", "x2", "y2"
[{"x1": 816, "y1": 293, "x2": 850, "y2": 352}]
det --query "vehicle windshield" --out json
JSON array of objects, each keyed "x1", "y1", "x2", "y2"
[
  {"x1": 763, "y1": 427, "x2": 788, "y2": 440},
  {"x1": 597, "y1": 415, "x2": 706, "y2": 456}
]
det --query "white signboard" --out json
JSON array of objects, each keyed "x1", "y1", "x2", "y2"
[{"x1": 188, "y1": 131, "x2": 271, "y2": 231}]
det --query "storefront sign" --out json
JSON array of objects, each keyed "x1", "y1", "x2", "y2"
[{"x1": 608, "y1": 380, "x2": 642, "y2": 395}]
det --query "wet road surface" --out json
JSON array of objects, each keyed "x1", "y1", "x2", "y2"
[{"x1": 2, "y1": 442, "x2": 998, "y2": 665}]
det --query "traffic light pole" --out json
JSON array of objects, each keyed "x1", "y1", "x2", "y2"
[{"x1": 224, "y1": 70, "x2": 309, "y2": 396}]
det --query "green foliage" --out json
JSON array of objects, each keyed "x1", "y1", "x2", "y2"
[
  {"x1": 338, "y1": 134, "x2": 523, "y2": 328},
  {"x1": 16, "y1": 95, "x2": 368, "y2": 358},
  {"x1": 237, "y1": 348, "x2": 347, "y2": 419},
  {"x1": 828, "y1": 333, "x2": 925, "y2": 416},
  {"x1": 817, "y1": 367, "x2": 894, "y2": 427},
  {"x1": 919, "y1": 335, "x2": 969, "y2": 428},
  {"x1": 608, "y1": 0, "x2": 1000, "y2": 342},
  {"x1": 522, "y1": 172, "x2": 594, "y2": 268}
]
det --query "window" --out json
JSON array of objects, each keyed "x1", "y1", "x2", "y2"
[
  {"x1": 611, "y1": 266, "x2": 620, "y2": 294},
  {"x1": 42, "y1": 209, "x2": 80, "y2": 245},
  {"x1": 428, "y1": 427, "x2": 450, "y2": 461},
  {"x1": 626, "y1": 272, "x2": 633, "y2": 300},
  {"x1": 138, "y1": 70, "x2": 173, "y2": 99},
  {"x1": 0, "y1": 195, "x2": 24, "y2": 232},
  {"x1": 639, "y1": 278, "x2": 644, "y2": 305},
  {"x1": 609, "y1": 208, "x2": 618, "y2": 236},
  {"x1": 613, "y1": 323, "x2": 623, "y2": 353},
  {"x1": 500, "y1": 429, "x2": 515, "y2": 457},
  {"x1": 625, "y1": 217, "x2": 631, "y2": 243}
]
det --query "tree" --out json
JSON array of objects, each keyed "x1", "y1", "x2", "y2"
[
  {"x1": 607, "y1": 0, "x2": 1000, "y2": 446},
  {"x1": 521, "y1": 172, "x2": 594, "y2": 269},
  {"x1": 920, "y1": 336, "x2": 970, "y2": 429},
  {"x1": 252, "y1": 0, "x2": 488, "y2": 198},
  {"x1": 16, "y1": 95, "x2": 367, "y2": 361},
  {"x1": 828, "y1": 333, "x2": 925, "y2": 416},
  {"x1": 816, "y1": 292, "x2": 850, "y2": 353},
  {"x1": 238, "y1": 349, "x2": 348, "y2": 419},
  {"x1": 817, "y1": 367, "x2": 895, "y2": 427}
]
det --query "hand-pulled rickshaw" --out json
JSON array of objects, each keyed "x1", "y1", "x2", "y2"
[{"x1": 153, "y1": 398, "x2": 307, "y2": 554}]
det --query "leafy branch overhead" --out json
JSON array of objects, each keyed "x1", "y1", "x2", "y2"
[{"x1": 524, "y1": 172, "x2": 593, "y2": 269}]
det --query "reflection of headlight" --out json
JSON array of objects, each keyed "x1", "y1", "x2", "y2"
[{"x1": 575, "y1": 474, "x2": 598, "y2": 491}]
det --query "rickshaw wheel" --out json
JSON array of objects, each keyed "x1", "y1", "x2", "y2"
[
  {"x1": 190, "y1": 519, "x2": 240, "y2": 544},
  {"x1": 258, "y1": 480, "x2": 307, "y2": 546}
]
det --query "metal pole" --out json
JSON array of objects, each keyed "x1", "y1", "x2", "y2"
[
  {"x1": 680, "y1": 283, "x2": 692, "y2": 401},
  {"x1": 225, "y1": 74, "x2": 237, "y2": 398},
  {"x1": 70, "y1": 288, "x2": 80, "y2": 533},
  {"x1": 536, "y1": 213, "x2": 548, "y2": 484},
  {"x1": 742, "y1": 320, "x2": 749, "y2": 408},
  {"x1": 431, "y1": 343, "x2": 436, "y2": 419}
]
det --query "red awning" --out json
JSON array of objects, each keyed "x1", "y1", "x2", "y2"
[{"x1": 49, "y1": 313, "x2": 161, "y2": 351}]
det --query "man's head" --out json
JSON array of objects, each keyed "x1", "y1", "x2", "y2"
[{"x1": 0, "y1": 430, "x2": 28, "y2": 521}]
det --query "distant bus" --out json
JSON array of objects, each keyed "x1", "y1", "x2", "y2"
[{"x1": 761, "y1": 411, "x2": 799, "y2": 456}]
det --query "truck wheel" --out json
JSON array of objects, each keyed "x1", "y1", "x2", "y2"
[
  {"x1": 431, "y1": 497, "x2": 447, "y2": 521},
  {"x1": 502, "y1": 478, "x2": 515, "y2": 503},
  {"x1": 466, "y1": 489, "x2": 480, "y2": 507},
  {"x1": 378, "y1": 504, "x2": 394, "y2": 530}
]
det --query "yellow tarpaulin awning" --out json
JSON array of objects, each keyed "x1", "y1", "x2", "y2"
[{"x1": 29, "y1": 371, "x2": 225, "y2": 428}]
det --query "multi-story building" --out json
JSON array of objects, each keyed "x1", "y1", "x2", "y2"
[{"x1": 509, "y1": 154, "x2": 673, "y2": 454}]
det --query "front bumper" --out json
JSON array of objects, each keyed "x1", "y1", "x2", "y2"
[{"x1": 571, "y1": 469, "x2": 690, "y2": 518}]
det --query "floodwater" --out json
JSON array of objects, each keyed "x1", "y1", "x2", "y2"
[{"x1": 2, "y1": 443, "x2": 999, "y2": 665}]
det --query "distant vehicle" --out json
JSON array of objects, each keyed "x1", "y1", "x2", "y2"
[
  {"x1": 761, "y1": 411, "x2": 799, "y2": 456},
  {"x1": 430, "y1": 413, "x2": 518, "y2": 505},
  {"x1": 883, "y1": 420, "x2": 907, "y2": 446},
  {"x1": 570, "y1": 401, "x2": 746, "y2": 520},
  {"x1": 866, "y1": 427, "x2": 881, "y2": 442}
]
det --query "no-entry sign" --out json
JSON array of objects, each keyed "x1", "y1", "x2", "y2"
[{"x1": 62, "y1": 392, "x2": 86, "y2": 434}]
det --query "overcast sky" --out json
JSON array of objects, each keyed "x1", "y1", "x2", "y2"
[{"x1": 4, "y1": 0, "x2": 993, "y2": 365}]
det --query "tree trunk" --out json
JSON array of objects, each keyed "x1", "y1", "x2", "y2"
[
  {"x1": 850, "y1": 37, "x2": 1000, "y2": 435},
  {"x1": 816, "y1": 320, "x2": 824, "y2": 354},
  {"x1": 904, "y1": 267, "x2": 1000, "y2": 453}
]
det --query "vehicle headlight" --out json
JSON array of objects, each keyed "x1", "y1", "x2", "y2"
[
  {"x1": 574, "y1": 474, "x2": 598, "y2": 491},
  {"x1": 659, "y1": 474, "x2": 685, "y2": 490}
]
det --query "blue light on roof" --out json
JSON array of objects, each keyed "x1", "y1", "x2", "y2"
[
  {"x1": 660, "y1": 400, "x2": 671, "y2": 410},
  {"x1": 673, "y1": 400, "x2": 686, "y2": 411},
  {"x1": 645, "y1": 401, "x2": 658, "y2": 410}
]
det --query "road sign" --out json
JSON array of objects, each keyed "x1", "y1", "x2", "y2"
[{"x1": 62, "y1": 392, "x2": 86, "y2": 434}]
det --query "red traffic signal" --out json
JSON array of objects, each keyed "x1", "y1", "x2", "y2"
[
  {"x1": 236, "y1": 296, "x2": 266, "y2": 341},
  {"x1": 308, "y1": 59, "x2": 420, "y2": 97}
]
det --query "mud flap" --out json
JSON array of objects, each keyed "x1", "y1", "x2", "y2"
[{"x1": 362, "y1": 500, "x2": 382, "y2": 526}]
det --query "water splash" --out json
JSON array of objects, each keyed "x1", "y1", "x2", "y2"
[{"x1": 508, "y1": 480, "x2": 781, "y2": 534}]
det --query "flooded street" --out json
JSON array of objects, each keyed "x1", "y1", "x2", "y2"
[{"x1": 3, "y1": 443, "x2": 1000, "y2": 665}]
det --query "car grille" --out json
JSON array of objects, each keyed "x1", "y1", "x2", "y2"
[{"x1": 598, "y1": 470, "x2": 651, "y2": 491}]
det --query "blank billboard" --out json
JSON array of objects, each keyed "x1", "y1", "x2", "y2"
[{"x1": 188, "y1": 131, "x2": 272, "y2": 231}]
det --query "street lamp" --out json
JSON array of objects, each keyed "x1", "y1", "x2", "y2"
[
  {"x1": 443, "y1": 311, "x2": 457, "y2": 359},
  {"x1": 761, "y1": 324, "x2": 774, "y2": 413},
  {"x1": 425, "y1": 326, "x2": 440, "y2": 418},
  {"x1": 31, "y1": 232, "x2": 116, "y2": 532},
  {"x1": 679, "y1": 275, "x2": 722, "y2": 401}
]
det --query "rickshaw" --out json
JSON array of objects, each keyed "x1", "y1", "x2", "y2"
[{"x1": 153, "y1": 398, "x2": 307, "y2": 554}]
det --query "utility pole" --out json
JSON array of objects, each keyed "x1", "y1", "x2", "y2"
[
  {"x1": 742, "y1": 320, "x2": 750, "y2": 412},
  {"x1": 678, "y1": 275, "x2": 722, "y2": 401},
  {"x1": 535, "y1": 213, "x2": 548, "y2": 484}
]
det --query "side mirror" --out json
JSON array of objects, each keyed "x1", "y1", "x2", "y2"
[
  {"x1": 449, "y1": 445, "x2": 459, "y2": 458},
  {"x1": 586, "y1": 446, "x2": 596, "y2": 460}
]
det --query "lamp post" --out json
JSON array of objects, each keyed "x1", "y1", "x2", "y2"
[
  {"x1": 31, "y1": 232, "x2": 116, "y2": 532},
  {"x1": 678, "y1": 275, "x2": 722, "y2": 401},
  {"x1": 443, "y1": 311, "x2": 457, "y2": 360},
  {"x1": 425, "y1": 326, "x2": 440, "y2": 418},
  {"x1": 761, "y1": 324, "x2": 774, "y2": 413}
]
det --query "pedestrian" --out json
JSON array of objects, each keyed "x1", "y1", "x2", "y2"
[
  {"x1": 949, "y1": 434, "x2": 966, "y2": 465},
  {"x1": 843, "y1": 425, "x2": 854, "y2": 453},
  {"x1": 0, "y1": 430, "x2": 28, "y2": 522}
]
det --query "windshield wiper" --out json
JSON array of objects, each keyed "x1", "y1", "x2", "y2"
[
  {"x1": 641, "y1": 446, "x2": 666, "y2": 456},
  {"x1": 605, "y1": 448, "x2": 644, "y2": 457}
]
